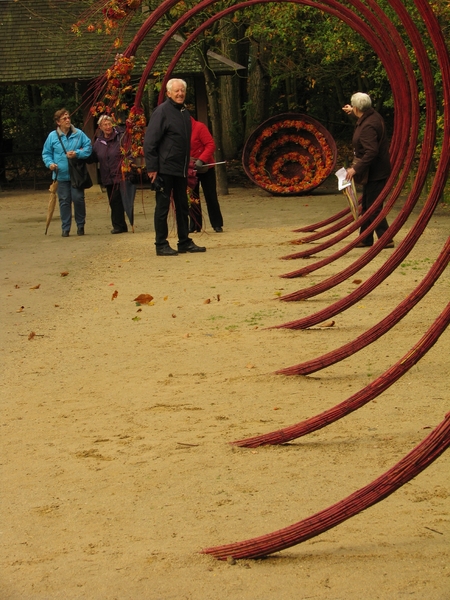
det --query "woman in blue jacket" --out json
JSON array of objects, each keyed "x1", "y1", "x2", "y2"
[{"x1": 42, "y1": 108, "x2": 92, "y2": 236}]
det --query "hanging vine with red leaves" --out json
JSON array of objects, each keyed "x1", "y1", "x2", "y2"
[{"x1": 71, "y1": 0, "x2": 143, "y2": 38}]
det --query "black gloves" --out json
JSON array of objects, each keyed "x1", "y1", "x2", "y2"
[
  {"x1": 195, "y1": 159, "x2": 208, "y2": 174},
  {"x1": 150, "y1": 175, "x2": 165, "y2": 192}
]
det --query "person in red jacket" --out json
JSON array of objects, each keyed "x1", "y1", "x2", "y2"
[{"x1": 189, "y1": 117, "x2": 224, "y2": 233}]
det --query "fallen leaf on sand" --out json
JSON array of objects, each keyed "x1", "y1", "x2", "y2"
[
  {"x1": 203, "y1": 298, "x2": 211, "y2": 304},
  {"x1": 16, "y1": 306, "x2": 24, "y2": 313},
  {"x1": 30, "y1": 284, "x2": 40, "y2": 290},
  {"x1": 172, "y1": 314, "x2": 176, "y2": 318},
  {"x1": 60, "y1": 272, "x2": 69, "y2": 277},
  {"x1": 319, "y1": 320, "x2": 335, "y2": 327},
  {"x1": 352, "y1": 279, "x2": 362, "y2": 284},
  {"x1": 183, "y1": 333, "x2": 190, "y2": 338},
  {"x1": 164, "y1": 296, "x2": 168, "y2": 301},
  {"x1": 14, "y1": 285, "x2": 20, "y2": 289},
  {"x1": 28, "y1": 331, "x2": 36, "y2": 340},
  {"x1": 111, "y1": 290, "x2": 118, "y2": 301},
  {"x1": 134, "y1": 294, "x2": 153, "y2": 305},
  {"x1": 246, "y1": 363, "x2": 255, "y2": 369}
]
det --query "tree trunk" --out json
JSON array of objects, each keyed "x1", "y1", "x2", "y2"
[
  {"x1": 202, "y1": 58, "x2": 228, "y2": 195},
  {"x1": 219, "y1": 21, "x2": 246, "y2": 159},
  {"x1": 244, "y1": 40, "x2": 271, "y2": 140}
]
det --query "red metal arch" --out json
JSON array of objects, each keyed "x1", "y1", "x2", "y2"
[{"x1": 113, "y1": 0, "x2": 450, "y2": 559}]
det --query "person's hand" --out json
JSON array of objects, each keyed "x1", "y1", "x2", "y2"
[
  {"x1": 49, "y1": 163, "x2": 58, "y2": 171},
  {"x1": 195, "y1": 159, "x2": 208, "y2": 174},
  {"x1": 345, "y1": 167, "x2": 356, "y2": 181},
  {"x1": 66, "y1": 150, "x2": 77, "y2": 159},
  {"x1": 147, "y1": 171, "x2": 158, "y2": 183},
  {"x1": 342, "y1": 104, "x2": 353, "y2": 115}
]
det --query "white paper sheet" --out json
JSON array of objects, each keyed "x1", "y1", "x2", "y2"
[{"x1": 335, "y1": 167, "x2": 351, "y2": 190}]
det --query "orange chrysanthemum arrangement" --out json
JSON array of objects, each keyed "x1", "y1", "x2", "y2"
[
  {"x1": 90, "y1": 54, "x2": 135, "y2": 121},
  {"x1": 121, "y1": 106, "x2": 147, "y2": 178},
  {"x1": 88, "y1": 54, "x2": 146, "y2": 177},
  {"x1": 72, "y1": 1, "x2": 147, "y2": 178},
  {"x1": 243, "y1": 114, "x2": 337, "y2": 195}
]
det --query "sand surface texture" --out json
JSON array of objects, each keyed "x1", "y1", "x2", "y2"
[{"x1": 1, "y1": 185, "x2": 449, "y2": 599}]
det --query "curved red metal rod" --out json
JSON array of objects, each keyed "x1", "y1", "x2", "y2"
[
  {"x1": 118, "y1": 0, "x2": 413, "y2": 263},
  {"x1": 281, "y1": 0, "x2": 442, "y2": 272},
  {"x1": 108, "y1": 0, "x2": 412, "y2": 257},
  {"x1": 292, "y1": 204, "x2": 354, "y2": 232},
  {"x1": 280, "y1": 0, "x2": 418, "y2": 254},
  {"x1": 156, "y1": 0, "x2": 410, "y2": 176},
  {"x1": 203, "y1": 410, "x2": 450, "y2": 559},
  {"x1": 280, "y1": 0, "x2": 429, "y2": 262},
  {"x1": 277, "y1": 239, "x2": 450, "y2": 376},
  {"x1": 155, "y1": 0, "x2": 416, "y2": 271},
  {"x1": 276, "y1": 7, "x2": 448, "y2": 317},
  {"x1": 289, "y1": 212, "x2": 357, "y2": 244},
  {"x1": 141, "y1": 0, "x2": 414, "y2": 272},
  {"x1": 156, "y1": 0, "x2": 409, "y2": 108},
  {"x1": 274, "y1": 204, "x2": 444, "y2": 330},
  {"x1": 279, "y1": 166, "x2": 409, "y2": 262},
  {"x1": 234, "y1": 303, "x2": 450, "y2": 447},
  {"x1": 286, "y1": 0, "x2": 409, "y2": 234}
]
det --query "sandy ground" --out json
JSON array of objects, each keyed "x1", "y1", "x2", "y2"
[{"x1": 1, "y1": 183, "x2": 449, "y2": 600}]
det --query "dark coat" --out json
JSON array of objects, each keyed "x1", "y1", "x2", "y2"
[
  {"x1": 90, "y1": 127, "x2": 123, "y2": 186},
  {"x1": 144, "y1": 97, "x2": 191, "y2": 178},
  {"x1": 352, "y1": 108, "x2": 391, "y2": 182}
]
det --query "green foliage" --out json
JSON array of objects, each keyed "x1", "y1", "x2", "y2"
[{"x1": 0, "y1": 83, "x2": 80, "y2": 153}]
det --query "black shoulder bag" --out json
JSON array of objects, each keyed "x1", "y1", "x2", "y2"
[{"x1": 57, "y1": 133, "x2": 93, "y2": 190}]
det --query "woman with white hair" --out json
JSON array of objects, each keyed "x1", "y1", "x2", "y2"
[
  {"x1": 343, "y1": 92, "x2": 394, "y2": 248},
  {"x1": 91, "y1": 115, "x2": 134, "y2": 234}
]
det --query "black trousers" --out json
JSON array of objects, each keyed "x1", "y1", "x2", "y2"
[
  {"x1": 154, "y1": 174, "x2": 190, "y2": 249},
  {"x1": 106, "y1": 184, "x2": 127, "y2": 232},
  {"x1": 360, "y1": 178, "x2": 390, "y2": 245},
  {"x1": 189, "y1": 168, "x2": 223, "y2": 230}
]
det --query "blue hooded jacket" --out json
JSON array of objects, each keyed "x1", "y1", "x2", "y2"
[{"x1": 42, "y1": 125, "x2": 92, "y2": 182}]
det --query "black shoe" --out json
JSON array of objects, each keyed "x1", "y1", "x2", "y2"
[
  {"x1": 178, "y1": 241, "x2": 206, "y2": 253},
  {"x1": 111, "y1": 228, "x2": 127, "y2": 234},
  {"x1": 156, "y1": 245, "x2": 178, "y2": 256},
  {"x1": 214, "y1": 226, "x2": 223, "y2": 233},
  {"x1": 77, "y1": 227, "x2": 85, "y2": 236},
  {"x1": 62, "y1": 230, "x2": 69, "y2": 237}
]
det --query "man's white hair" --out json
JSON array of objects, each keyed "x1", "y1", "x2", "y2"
[
  {"x1": 166, "y1": 78, "x2": 187, "y2": 92},
  {"x1": 351, "y1": 92, "x2": 372, "y2": 112}
]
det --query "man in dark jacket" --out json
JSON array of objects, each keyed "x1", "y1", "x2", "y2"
[
  {"x1": 144, "y1": 79, "x2": 206, "y2": 256},
  {"x1": 343, "y1": 92, "x2": 394, "y2": 248}
]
